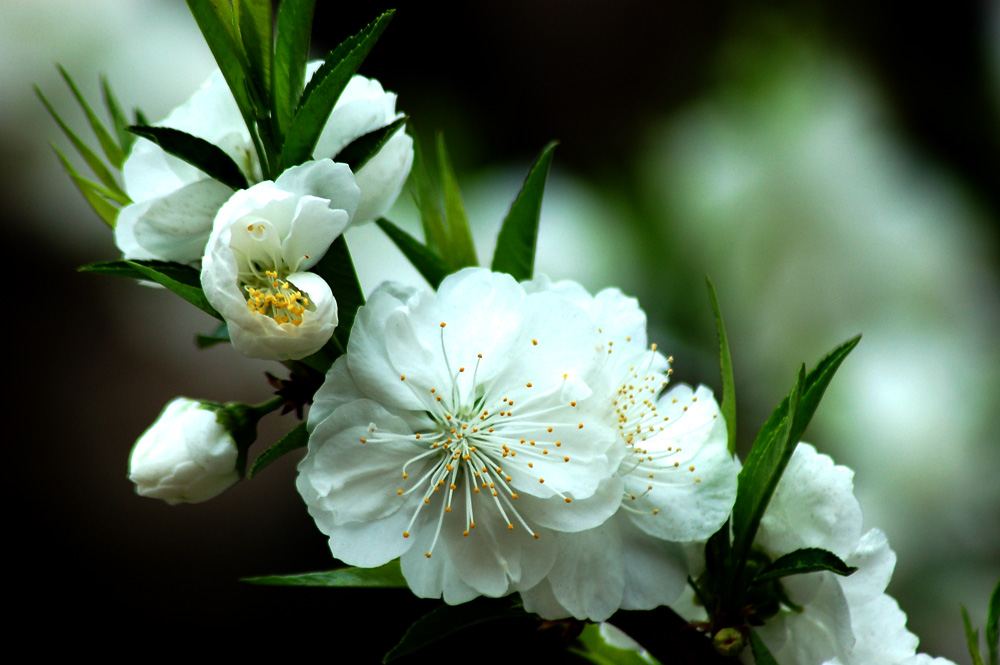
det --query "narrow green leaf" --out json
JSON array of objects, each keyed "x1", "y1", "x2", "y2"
[
  {"x1": 411, "y1": 137, "x2": 448, "y2": 258},
  {"x1": 58, "y1": 66, "x2": 126, "y2": 169},
  {"x1": 491, "y1": 142, "x2": 557, "y2": 281},
  {"x1": 752, "y1": 547, "x2": 857, "y2": 584},
  {"x1": 51, "y1": 145, "x2": 122, "y2": 227},
  {"x1": 245, "y1": 560, "x2": 406, "y2": 587},
  {"x1": 731, "y1": 335, "x2": 860, "y2": 563},
  {"x1": 376, "y1": 218, "x2": 450, "y2": 288},
  {"x1": 731, "y1": 364, "x2": 804, "y2": 564},
  {"x1": 570, "y1": 623, "x2": 662, "y2": 665},
  {"x1": 36, "y1": 86, "x2": 124, "y2": 195},
  {"x1": 988, "y1": 579, "x2": 999, "y2": 665},
  {"x1": 335, "y1": 116, "x2": 409, "y2": 172},
  {"x1": 310, "y1": 235, "x2": 365, "y2": 354},
  {"x1": 748, "y1": 629, "x2": 779, "y2": 665},
  {"x1": 274, "y1": 0, "x2": 316, "y2": 136},
  {"x1": 706, "y1": 276, "x2": 737, "y2": 456},
  {"x1": 79, "y1": 259, "x2": 221, "y2": 319},
  {"x1": 437, "y1": 134, "x2": 478, "y2": 268},
  {"x1": 237, "y1": 0, "x2": 273, "y2": 99},
  {"x1": 127, "y1": 125, "x2": 248, "y2": 191},
  {"x1": 195, "y1": 322, "x2": 230, "y2": 349},
  {"x1": 704, "y1": 518, "x2": 732, "y2": 578},
  {"x1": 963, "y1": 606, "x2": 986, "y2": 665},
  {"x1": 282, "y1": 10, "x2": 395, "y2": 166},
  {"x1": 247, "y1": 422, "x2": 308, "y2": 478},
  {"x1": 185, "y1": 0, "x2": 256, "y2": 143},
  {"x1": 101, "y1": 75, "x2": 135, "y2": 155},
  {"x1": 384, "y1": 597, "x2": 527, "y2": 663}
]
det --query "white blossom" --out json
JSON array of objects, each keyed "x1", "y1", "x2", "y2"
[
  {"x1": 127, "y1": 397, "x2": 240, "y2": 505},
  {"x1": 297, "y1": 268, "x2": 625, "y2": 603},
  {"x1": 115, "y1": 66, "x2": 412, "y2": 264},
  {"x1": 200, "y1": 159, "x2": 358, "y2": 360},
  {"x1": 518, "y1": 278, "x2": 738, "y2": 620}
]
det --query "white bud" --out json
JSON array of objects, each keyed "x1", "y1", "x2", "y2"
[{"x1": 128, "y1": 398, "x2": 240, "y2": 505}]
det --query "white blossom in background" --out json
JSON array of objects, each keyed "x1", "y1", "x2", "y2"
[
  {"x1": 674, "y1": 443, "x2": 952, "y2": 665},
  {"x1": 127, "y1": 397, "x2": 240, "y2": 505},
  {"x1": 201, "y1": 159, "x2": 358, "y2": 360},
  {"x1": 298, "y1": 268, "x2": 625, "y2": 604},
  {"x1": 115, "y1": 65, "x2": 412, "y2": 264},
  {"x1": 518, "y1": 279, "x2": 738, "y2": 620}
]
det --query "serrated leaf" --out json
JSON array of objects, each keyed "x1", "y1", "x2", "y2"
[
  {"x1": 491, "y1": 142, "x2": 557, "y2": 281},
  {"x1": 570, "y1": 623, "x2": 662, "y2": 665},
  {"x1": 245, "y1": 560, "x2": 406, "y2": 587},
  {"x1": 282, "y1": 10, "x2": 394, "y2": 167},
  {"x1": 752, "y1": 547, "x2": 857, "y2": 584},
  {"x1": 58, "y1": 66, "x2": 126, "y2": 169},
  {"x1": 127, "y1": 125, "x2": 248, "y2": 191},
  {"x1": 731, "y1": 364, "x2": 804, "y2": 566},
  {"x1": 247, "y1": 422, "x2": 308, "y2": 478},
  {"x1": 748, "y1": 629, "x2": 779, "y2": 665},
  {"x1": 51, "y1": 145, "x2": 122, "y2": 227},
  {"x1": 384, "y1": 597, "x2": 527, "y2": 663},
  {"x1": 964, "y1": 606, "x2": 986, "y2": 665},
  {"x1": 195, "y1": 322, "x2": 230, "y2": 349},
  {"x1": 731, "y1": 335, "x2": 860, "y2": 565},
  {"x1": 237, "y1": 0, "x2": 273, "y2": 100},
  {"x1": 988, "y1": 579, "x2": 999, "y2": 665},
  {"x1": 706, "y1": 276, "x2": 737, "y2": 456},
  {"x1": 411, "y1": 137, "x2": 448, "y2": 258},
  {"x1": 335, "y1": 115, "x2": 409, "y2": 172},
  {"x1": 79, "y1": 259, "x2": 221, "y2": 319},
  {"x1": 376, "y1": 218, "x2": 450, "y2": 288},
  {"x1": 36, "y1": 86, "x2": 125, "y2": 196},
  {"x1": 101, "y1": 75, "x2": 135, "y2": 155},
  {"x1": 274, "y1": 0, "x2": 316, "y2": 136},
  {"x1": 185, "y1": 0, "x2": 256, "y2": 146},
  {"x1": 437, "y1": 134, "x2": 478, "y2": 268}
]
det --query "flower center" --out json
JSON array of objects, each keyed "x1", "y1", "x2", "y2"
[{"x1": 244, "y1": 269, "x2": 310, "y2": 326}]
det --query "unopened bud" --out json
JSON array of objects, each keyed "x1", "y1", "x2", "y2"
[{"x1": 712, "y1": 627, "x2": 746, "y2": 657}]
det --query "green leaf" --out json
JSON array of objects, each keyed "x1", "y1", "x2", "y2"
[
  {"x1": 51, "y1": 145, "x2": 123, "y2": 227},
  {"x1": 411, "y1": 137, "x2": 449, "y2": 258},
  {"x1": 570, "y1": 623, "x2": 662, "y2": 665},
  {"x1": 101, "y1": 75, "x2": 135, "y2": 155},
  {"x1": 247, "y1": 422, "x2": 308, "y2": 478},
  {"x1": 236, "y1": 0, "x2": 273, "y2": 101},
  {"x1": 437, "y1": 133, "x2": 478, "y2": 268},
  {"x1": 273, "y1": 0, "x2": 316, "y2": 136},
  {"x1": 335, "y1": 115, "x2": 409, "y2": 172},
  {"x1": 376, "y1": 218, "x2": 450, "y2": 288},
  {"x1": 195, "y1": 322, "x2": 230, "y2": 349},
  {"x1": 752, "y1": 547, "x2": 857, "y2": 584},
  {"x1": 384, "y1": 597, "x2": 528, "y2": 663},
  {"x1": 306, "y1": 236, "x2": 365, "y2": 370},
  {"x1": 79, "y1": 259, "x2": 221, "y2": 320},
  {"x1": 36, "y1": 86, "x2": 125, "y2": 196},
  {"x1": 964, "y1": 606, "x2": 986, "y2": 665},
  {"x1": 706, "y1": 276, "x2": 737, "y2": 456},
  {"x1": 127, "y1": 125, "x2": 248, "y2": 191},
  {"x1": 245, "y1": 560, "x2": 407, "y2": 587},
  {"x1": 731, "y1": 364, "x2": 804, "y2": 566},
  {"x1": 748, "y1": 629, "x2": 779, "y2": 665},
  {"x1": 731, "y1": 335, "x2": 861, "y2": 564},
  {"x1": 58, "y1": 66, "x2": 126, "y2": 169},
  {"x1": 282, "y1": 10, "x2": 395, "y2": 167},
  {"x1": 491, "y1": 142, "x2": 557, "y2": 281},
  {"x1": 988, "y1": 578, "x2": 999, "y2": 665}
]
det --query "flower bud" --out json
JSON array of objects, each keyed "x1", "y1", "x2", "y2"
[
  {"x1": 712, "y1": 627, "x2": 746, "y2": 657},
  {"x1": 128, "y1": 398, "x2": 241, "y2": 505}
]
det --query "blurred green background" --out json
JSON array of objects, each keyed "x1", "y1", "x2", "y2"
[{"x1": 4, "y1": 0, "x2": 997, "y2": 658}]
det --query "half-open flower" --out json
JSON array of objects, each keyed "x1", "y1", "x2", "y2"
[
  {"x1": 115, "y1": 66, "x2": 412, "y2": 264},
  {"x1": 518, "y1": 279, "x2": 739, "y2": 620},
  {"x1": 297, "y1": 268, "x2": 624, "y2": 603},
  {"x1": 201, "y1": 160, "x2": 359, "y2": 360}
]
